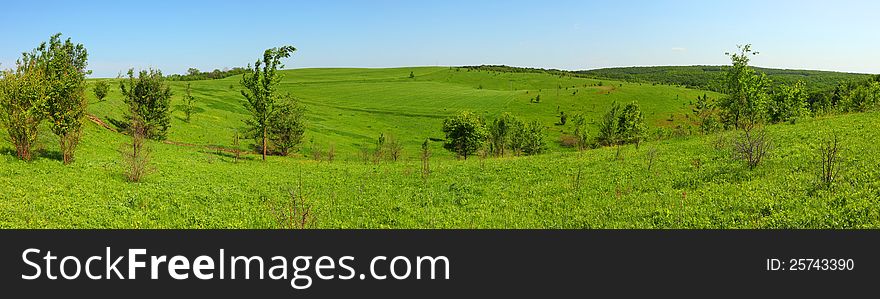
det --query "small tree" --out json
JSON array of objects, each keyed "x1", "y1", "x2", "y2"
[
  {"x1": 693, "y1": 93, "x2": 721, "y2": 134},
  {"x1": 241, "y1": 45, "x2": 296, "y2": 161},
  {"x1": 30, "y1": 33, "x2": 90, "y2": 164},
  {"x1": 267, "y1": 97, "x2": 305, "y2": 156},
  {"x1": 0, "y1": 62, "x2": 47, "y2": 161},
  {"x1": 618, "y1": 102, "x2": 647, "y2": 148},
  {"x1": 442, "y1": 110, "x2": 487, "y2": 159},
  {"x1": 720, "y1": 44, "x2": 771, "y2": 130},
  {"x1": 420, "y1": 139, "x2": 431, "y2": 180},
  {"x1": 122, "y1": 117, "x2": 151, "y2": 182},
  {"x1": 517, "y1": 120, "x2": 546, "y2": 155},
  {"x1": 408, "y1": 71, "x2": 415, "y2": 79},
  {"x1": 374, "y1": 133, "x2": 386, "y2": 164},
  {"x1": 385, "y1": 134, "x2": 403, "y2": 162},
  {"x1": 94, "y1": 81, "x2": 109, "y2": 102},
  {"x1": 487, "y1": 112, "x2": 518, "y2": 157},
  {"x1": 817, "y1": 134, "x2": 843, "y2": 187},
  {"x1": 182, "y1": 83, "x2": 196, "y2": 122},
  {"x1": 571, "y1": 114, "x2": 591, "y2": 151},
  {"x1": 596, "y1": 102, "x2": 621, "y2": 147},
  {"x1": 119, "y1": 68, "x2": 173, "y2": 140}
]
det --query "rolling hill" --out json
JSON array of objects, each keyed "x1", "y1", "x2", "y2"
[{"x1": 1, "y1": 67, "x2": 878, "y2": 228}]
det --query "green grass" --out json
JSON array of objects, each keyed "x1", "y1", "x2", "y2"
[
  {"x1": 1, "y1": 67, "x2": 878, "y2": 228},
  {"x1": 89, "y1": 67, "x2": 717, "y2": 158}
]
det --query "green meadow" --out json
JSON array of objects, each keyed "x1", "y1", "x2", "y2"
[{"x1": 1, "y1": 67, "x2": 878, "y2": 228}]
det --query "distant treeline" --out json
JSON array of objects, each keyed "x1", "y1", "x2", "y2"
[
  {"x1": 461, "y1": 65, "x2": 591, "y2": 78},
  {"x1": 167, "y1": 67, "x2": 248, "y2": 81},
  {"x1": 576, "y1": 66, "x2": 874, "y2": 93}
]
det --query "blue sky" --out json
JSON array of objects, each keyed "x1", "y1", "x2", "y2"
[{"x1": 2, "y1": 0, "x2": 878, "y2": 77}]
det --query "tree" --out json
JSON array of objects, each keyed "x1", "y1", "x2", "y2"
[
  {"x1": 571, "y1": 114, "x2": 591, "y2": 151},
  {"x1": 692, "y1": 93, "x2": 720, "y2": 134},
  {"x1": 119, "y1": 68, "x2": 173, "y2": 140},
  {"x1": 559, "y1": 111, "x2": 567, "y2": 125},
  {"x1": 596, "y1": 102, "x2": 621, "y2": 147},
  {"x1": 487, "y1": 112, "x2": 519, "y2": 157},
  {"x1": 719, "y1": 44, "x2": 771, "y2": 130},
  {"x1": 385, "y1": 134, "x2": 403, "y2": 162},
  {"x1": 442, "y1": 110, "x2": 488, "y2": 159},
  {"x1": 241, "y1": 45, "x2": 296, "y2": 161},
  {"x1": 267, "y1": 97, "x2": 305, "y2": 156},
  {"x1": 0, "y1": 60, "x2": 47, "y2": 161},
  {"x1": 408, "y1": 71, "x2": 415, "y2": 79},
  {"x1": 29, "y1": 33, "x2": 89, "y2": 164},
  {"x1": 94, "y1": 81, "x2": 109, "y2": 102},
  {"x1": 187, "y1": 68, "x2": 200, "y2": 77},
  {"x1": 182, "y1": 83, "x2": 195, "y2": 122},
  {"x1": 517, "y1": 120, "x2": 546, "y2": 155},
  {"x1": 618, "y1": 102, "x2": 647, "y2": 148},
  {"x1": 769, "y1": 81, "x2": 808, "y2": 124}
]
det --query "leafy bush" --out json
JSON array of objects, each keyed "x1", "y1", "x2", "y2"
[
  {"x1": 442, "y1": 111, "x2": 487, "y2": 159},
  {"x1": 0, "y1": 63, "x2": 46, "y2": 161},
  {"x1": 267, "y1": 98, "x2": 305, "y2": 156}
]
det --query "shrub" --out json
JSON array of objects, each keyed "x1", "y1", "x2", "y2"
[
  {"x1": 516, "y1": 120, "x2": 546, "y2": 155},
  {"x1": 420, "y1": 139, "x2": 431, "y2": 181},
  {"x1": 769, "y1": 81, "x2": 808, "y2": 124},
  {"x1": 122, "y1": 118, "x2": 152, "y2": 182},
  {"x1": 733, "y1": 126, "x2": 772, "y2": 170},
  {"x1": 442, "y1": 111, "x2": 487, "y2": 159},
  {"x1": 267, "y1": 98, "x2": 305, "y2": 156},
  {"x1": 94, "y1": 81, "x2": 109, "y2": 102},
  {"x1": 30, "y1": 33, "x2": 89, "y2": 164},
  {"x1": 385, "y1": 134, "x2": 403, "y2": 162},
  {"x1": 0, "y1": 64, "x2": 46, "y2": 161},
  {"x1": 487, "y1": 112, "x2": 519, "y2": 157},
  {"x1": 817, "y1": 134, "x2": 843, "y2": 187},
  {"x1": 182, "y1": 83, "x2": 196, "y2": 122}
]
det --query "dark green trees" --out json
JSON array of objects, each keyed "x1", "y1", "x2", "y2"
[{"x1": 94, "y1": 81, "x2": 109, "y2": 102}]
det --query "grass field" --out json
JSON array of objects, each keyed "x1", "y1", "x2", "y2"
[
  {"x1": 89, "y1": 67, "x2": 718, "y2": 158},
  {"x1": 1, "y1": 67, "x2": 878, "y2": 228}
]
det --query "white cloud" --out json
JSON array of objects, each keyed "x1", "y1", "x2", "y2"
[{"x1": 671, "y1": 47, "x2": 687, "y2": 52}]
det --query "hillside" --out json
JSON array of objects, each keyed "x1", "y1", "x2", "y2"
[
  {"x1": 577, "y1": 66, "x2": 874, "y2": 93},
  {"x1": 2, "y1": 67, "x2": 878, "y2": 228},
  {"x1": 88, "y1": 67, "x2": 718, "y2": 159}
]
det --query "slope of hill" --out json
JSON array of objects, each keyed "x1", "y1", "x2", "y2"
[
  {"x1": 577, "y1": 66, "x2": 874, "y2": 92},
  {"x1": 1, "y1": 107, "x2": 877, "y2": 228},
  {"x1": 87, "y1": 67, "x2": 718, "y2": 159}
]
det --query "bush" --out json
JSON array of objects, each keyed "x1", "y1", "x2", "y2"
[
  {"x1": 733, "y1": 126, "x2": 772, "y2": 170},
  {"x1": 817, "y1": 134, "x2": 843, "y2": 187},
  {"x1": 122, "y1": 118, "x2": 152, "y2": 182},
  {"x1": 511, "y1": 120, "x2": 547, "y2": 155},
  {"x1": 442, "y1": 111, "x2": 487, "y2": 159},
  {"x1": 0, "y1": 65, "x2": 46, "y2": 161},
  {"x1": 267, "y1": 98, "x2": 305, "y2": 156}
]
